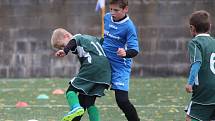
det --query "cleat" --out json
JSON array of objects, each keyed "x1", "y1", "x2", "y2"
[
  {"x1": 61, "y1": 107, "x2": 84, "y2": 121},
  {"x1": 72, "y1": 116, "x2": 82, "y2": 121}
]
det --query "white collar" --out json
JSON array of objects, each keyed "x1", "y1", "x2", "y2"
[
  {"x1": 195, "y1": 33, "x2": 210, "y2": 37},
  {"x1": 111, "y1": 15, "x2": 129, "y2": 24},
  {"x1": 72, "y1": 34, "x2": 81, "y2": 39}
]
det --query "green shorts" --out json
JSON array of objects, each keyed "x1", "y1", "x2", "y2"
[{"x1": 186, "y1": 101, "x2": 215, "y2": 121}]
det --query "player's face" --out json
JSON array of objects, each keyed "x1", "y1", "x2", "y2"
[
  {"x1": 109, "y1": 4, "x2": 128, "y2": 21},
  {"x1": 189, "y1": 25, "x2": 197, "y2": 37},
  {"x1": 55, "y1": 40, "x2": 65, "y2": 50},
  {"x1": 55, "y1": 33, "x2": 71, "y2": 49}
]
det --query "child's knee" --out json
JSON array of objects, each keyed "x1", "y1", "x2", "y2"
[
  {"x1": 185, "y1": 115, "x2": 191, "y2": 121},
  {"x1": 186, "y1": 115, "x2": 199, "y2": 121}
]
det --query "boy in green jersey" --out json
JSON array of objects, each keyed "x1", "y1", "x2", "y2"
[
  {"x1": 185, "y1": 10, "x2": 215, "y2": 121},
  {"x1": 51, "y1": 28, "x2": 111, "y2": 121}
]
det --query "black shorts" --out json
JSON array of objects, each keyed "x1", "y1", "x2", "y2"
[{"x1": 185, "y1": 101, "x2": 215, "y2": 121}]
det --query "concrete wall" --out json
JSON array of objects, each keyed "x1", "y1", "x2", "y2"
[{"x1": 0, "y1": 0, "x2": 214, "y2": 78}]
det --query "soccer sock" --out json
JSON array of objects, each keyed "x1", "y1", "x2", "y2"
[
  {"x1": 87, "y1": 105, "x2": 100, "y2": 121},
  {"x1": 66, "y1": 91, "x2": 80, "y2": 110}
]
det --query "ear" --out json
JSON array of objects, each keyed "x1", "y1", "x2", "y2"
[
  {"x1": 63, "y1": 34, "x2": 70, "y2": 39},
  {"x1": 210, "y1": 24, "x2": 212, "y2": 30},
  {"x1": 190, "y1": 25, "x2": 194, "y2": 32},
  {"x1": 123, "y1": 6, "x2": 128, "y2": 13},
  {"x1": 190, "y1": 25, "x2": 197, "y2": 37}
]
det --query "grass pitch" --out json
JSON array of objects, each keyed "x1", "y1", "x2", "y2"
[{"x1": 0, "y1": 77, "x2": 190, "y2": 121}]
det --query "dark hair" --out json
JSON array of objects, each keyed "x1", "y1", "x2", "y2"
[
  {"x1": 189, "y1": 10, "x2": 211, "y2": 33},
  {"x1": 109, "y1": 0, "x2": 128, "y2": 9}
]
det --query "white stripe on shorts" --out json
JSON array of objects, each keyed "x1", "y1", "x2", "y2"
[{"x1": 187, "y1": 101, "x2": 193, "y2": 115}]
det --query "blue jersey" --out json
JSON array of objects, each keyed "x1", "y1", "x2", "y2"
[{"x1": 102, "y1": 13, "x2": 139, "y2": 91}]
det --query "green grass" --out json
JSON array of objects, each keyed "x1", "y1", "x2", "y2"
[{"x1": 0, "y1": 77, "x2": 190, "y2": 121}]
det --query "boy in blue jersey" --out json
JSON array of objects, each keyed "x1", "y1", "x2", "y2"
[
  {"x1": 185, "y1": 10, "x2": 215, "y2": 121},
  {"x1": 102, "y1": 0, "x2": 140, "y2": 121},
  {"x1": 51, "y1": 28, "x2": 111, "y2": 121}
]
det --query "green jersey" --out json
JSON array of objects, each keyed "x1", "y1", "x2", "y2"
[
  {"x1": 188, "y1": 34, "x2": 215, "y2": 104},
  {"x1": 69, "y1": 34, "x2": 111, "y2": 97}
]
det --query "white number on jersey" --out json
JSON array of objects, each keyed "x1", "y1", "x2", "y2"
[
  {"x1": 210, "y1": 53, "x2": 215, "y2": 74},
  {"x1": 91, "y1": 41, "x2": 106, "y2": 56}
]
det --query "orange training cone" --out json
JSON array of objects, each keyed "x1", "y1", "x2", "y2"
[
  {"x1": 16, "y1": 101, "x2": 29, "y2": 108},
  {"x1": 52, "y1": 89, "x2": 64, "y2": 95}
]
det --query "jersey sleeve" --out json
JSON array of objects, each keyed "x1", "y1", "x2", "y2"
[
  {"x1": 126, "y1": 24, "x2": 139, "y2": 52},
  {"x1": 63, "y1": 39, "x2": 77, "y2": 55},
  {"x1": 187, "y1": 40, "x2": 202, "y2": 64},
  {"x1": 187, "y1": 61, "x2": 201, "y2": 85},
  {"x1": 93, "y1": 36, "x2": 104, "y2": 45},
  {"x1": 98, "y1": 38, "x2": 104, "y2": 45}
]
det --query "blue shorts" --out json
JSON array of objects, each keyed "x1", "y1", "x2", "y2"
[
  {"x1": 104, "y1": 50, "x2": 132, "y2": 91},
  {"x1": 110, "y1": 60, "x2": 131, "y2": 91}
]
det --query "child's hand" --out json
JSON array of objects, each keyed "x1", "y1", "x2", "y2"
[
  {"x1": 55, "y1": 50, "x2": 66, "y2": 57},
  {"x1": 117, "y1": 48, "x2": 126, "y2": 57},
  {"x1": 185, "y1": 84, "x2": 193, "y2": 93}
]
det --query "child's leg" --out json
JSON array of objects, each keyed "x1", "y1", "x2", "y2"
[
  {"x1": 185, "y1": 114, "x2": 191, "y2": 121},
  {"x1": 185, "y1": 114, "x2": 199, "y2": 121},
  {"x1": 71, "y1": 94, "x2": 88, "y2": 121},
  {"x1": 66, "y1": 91, "x2": 80, "y2": 109},
  {"x1": 76, "y1": 94, "x2": 100, "y2": 121},
  {"x1": 61, "y1": 87, "x2": 84, "y2": 121},
  {"x1": 78, "y1": 93, "x2": 87, "y2": 110},
  {"x1": 88, "y1": 105, "x2": 100, "y2": 121},
  {"x1": 79, "y1": 94, "x2": 99, "y2": 121},
  {"x1": 115, "y1": 90, "x2": 140, "y2": 121}
]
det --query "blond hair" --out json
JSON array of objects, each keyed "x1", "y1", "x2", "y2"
[{"x1": 51, "y1": 28, "x2": 71, "y2": 49}]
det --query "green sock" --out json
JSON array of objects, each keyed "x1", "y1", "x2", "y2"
[
  {"x1": 66, "y1": 91, "x2": 80, "y2": 110},
  {"x1": 87, "y1": 105, "x2": 100, "y2": 121}
]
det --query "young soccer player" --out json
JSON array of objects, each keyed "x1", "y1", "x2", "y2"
[
  {"x1": 102, "y1": 0, "x2": 140, "y2": 121},
  {"x1": 185, "y1": 10, "x2": 215, "y2": 121},
  {"x1": 51, "y1": 28, "x2": 111, "y2": 121}
]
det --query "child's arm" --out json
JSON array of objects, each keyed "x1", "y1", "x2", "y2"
[
  {"x1": 63, "y1": 39, "x2": 77, "y2": 55},
  {"x1": 55, "y1": 39, "x2": 77, "y2": 57},
  {"x1": 185, "y1": 61, "x2": 201, "y2": 93},
  {"x1": 117, "y1": 48, "x2": 138, "y2": 58}
]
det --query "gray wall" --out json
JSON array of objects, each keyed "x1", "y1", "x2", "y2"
[{"x1": 0, "y1": 0, "x2": 214, "y2": 78}]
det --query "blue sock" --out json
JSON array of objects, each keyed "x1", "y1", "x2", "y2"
[{"x1": 71, "y1": 103, "x2": 81, "y2": 111}]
